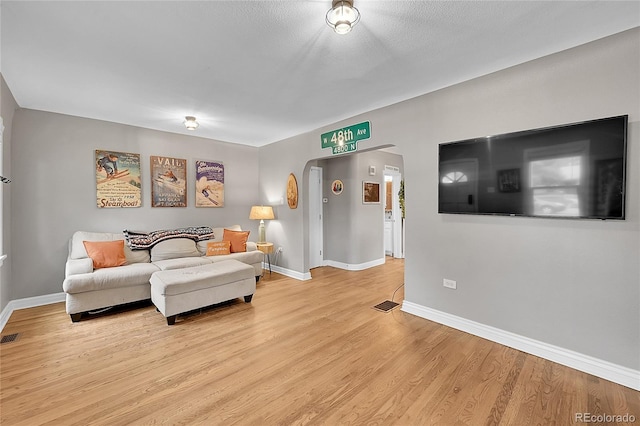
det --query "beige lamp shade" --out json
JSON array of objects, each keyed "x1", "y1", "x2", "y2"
[{"x1": 249, "y1": 205, "x2": 274, "y2": 220}]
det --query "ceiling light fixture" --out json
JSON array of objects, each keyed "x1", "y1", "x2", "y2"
[
  {"x1": 184, "y1": 116, "x2": 199, "y2": 130},
  {"x1": 326, "y1": 0, "x2": 360, "y2": 35}
]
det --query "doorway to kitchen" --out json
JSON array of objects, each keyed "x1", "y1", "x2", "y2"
[{"x1": 383, "y1": 166, "x2": 403, "y2": 259}]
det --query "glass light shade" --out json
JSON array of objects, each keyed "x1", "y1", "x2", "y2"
[
  {"x1": 184, "y1": 116, "x2": 199, "y2": 130},
  {"x1": 249, "y1": 205, "x2": 275, "y2": 220},
  {"x1": 334, "y1": 21, "x2": 353, "y2": 35},
  {"x1": 326, "y1": 0, "x2": 360, "y2": 34}
]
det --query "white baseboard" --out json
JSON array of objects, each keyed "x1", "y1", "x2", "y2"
[
  {"x1": 0, "y1": 292, "x2": 66, "y2": 332},
  {"x1": 262, "y1": 257, "x2": 386, "y2": 280},
  {"x1": 325, "y1": 257, "x2": 385, "y2": 271},
  {"x1": 402, "y1": 301, "x2": 640, "y2": 391},
  {"x1": 262, "y1": 264, "x2": 311, "y2": 281}
]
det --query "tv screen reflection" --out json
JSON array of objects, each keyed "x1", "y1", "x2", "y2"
[{"x1": 438, "y1": 115, "x2": 627, "y2": 220}]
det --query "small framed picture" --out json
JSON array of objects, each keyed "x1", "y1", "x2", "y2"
[
  {"x1": 331, "y1": 179, "x2": 344, "y2": 195},
  {"x1": 363, "y1": 181, "x2": 380, "y2": 204},
  {"x1": 497, "y1": 168, "x2": 521, "y2": 193}
]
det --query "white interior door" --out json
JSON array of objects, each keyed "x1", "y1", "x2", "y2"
[{"x1": 309, "y1": 166, "x2": 323, "y2": 269}]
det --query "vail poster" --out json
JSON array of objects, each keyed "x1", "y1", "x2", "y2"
[{"x1": 151, "y1": 155, "x2": 187, "y2": 207}]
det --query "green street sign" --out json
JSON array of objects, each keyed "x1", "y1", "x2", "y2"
[
  {"x1": 332, "y1": 141, "x2": 357, "y2": 155},
  {"x1": 321, "y1": 121, "x2": 370, "y2": 150}
]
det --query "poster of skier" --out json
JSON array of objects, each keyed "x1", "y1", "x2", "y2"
[
  {"x1": 151, "y1": 155, "x2": 187, "y2": 207},
  {"x1": 195, "y1": 160, "x2": 224, "y2": 207},
  {"x1": 95, "y1": 149, "x2": 142, "y2": 208}
]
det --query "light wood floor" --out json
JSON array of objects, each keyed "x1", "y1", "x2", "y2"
[{"x1": 1, "y1": 258, "x2": 638, "y2": 425}]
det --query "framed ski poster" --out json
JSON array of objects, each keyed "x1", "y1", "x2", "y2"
[
  {"x1": 151, "y1": 155, "x2": 187, "y2": 207},
  {"x1": 195, "y1": 160, "x2": 224, "y2": 207},
  {"x1": 95, "y1": 149, "x2": 142, "y2": 208}
]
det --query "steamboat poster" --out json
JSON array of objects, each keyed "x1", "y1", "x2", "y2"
[
  {"x1": 195, "y1": 160, "x2": 224, "y2": 207},
  {"x1": 151, "y1": 156, "x2": 187, "y2": 207},
  {"x1": 95, "y1": 150, "x2": 142, "y2": 208}
]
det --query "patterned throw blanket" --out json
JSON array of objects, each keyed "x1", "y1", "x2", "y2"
[{"x1": 123, "y1": 226, "x2": 215, "y2": 250}]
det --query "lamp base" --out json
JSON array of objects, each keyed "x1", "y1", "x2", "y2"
[{"x1": 258, "y1": 220, "x2": 266, "y2": 243}]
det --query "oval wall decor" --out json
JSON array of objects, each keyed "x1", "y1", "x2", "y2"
[
  {"x1": 287, "y1": 173, "x2": 298, "y2": 209},
  {"x1": 331, "y1": 179, "x2": 343, "y2": 195}
]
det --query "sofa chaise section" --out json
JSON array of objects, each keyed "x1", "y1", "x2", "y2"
[{"x1": 63, "y1": 263, "x2": 161, "y2": 322}]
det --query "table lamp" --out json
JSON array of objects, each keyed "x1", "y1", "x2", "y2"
[{"x1": 249, "y1": 205, "x2": 274, "y2": 243}]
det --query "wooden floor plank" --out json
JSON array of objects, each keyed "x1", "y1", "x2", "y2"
[{"x1": 1, "y1": 258, "x2": 638, "y2": 425}]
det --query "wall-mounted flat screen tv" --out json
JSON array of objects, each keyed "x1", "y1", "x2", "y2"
[{"x1": 438, "y1": 115, "x2": 628, "y2": 219}]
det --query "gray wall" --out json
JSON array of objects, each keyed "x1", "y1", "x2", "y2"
[
  {"x1": 319, "y1": 150, "x2": 403, "y2": 265},
  {"x1": 255, "y1": 136, "x2": 309, "y2": 272},
  {"x1": 1, "y1": 75, "x2": 18, "y2": 312},
  {"x1": 258, "y1": 29, "x2": 640, "y2": 370},
  {"x1": 256, "y1": 139, "x2": 403, "y2": 272},
  {"x1": 10, "y1": 109, "x2": 260, "y2": 301}
]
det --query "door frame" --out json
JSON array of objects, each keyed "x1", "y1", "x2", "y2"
[
  {"x1": 308, "y1": 166, "x2": 324, "y2": 269},
  {"x1": 383, "y1": 166, "x2": 403, "y2": 259}
]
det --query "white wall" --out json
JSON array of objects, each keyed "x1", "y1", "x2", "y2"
[
  {"x1": 10, "y1": 109, "x2": 260, "y2": 301},
  {"x1": 258, "y1": 29, "x2": 640, "y2": 370}
]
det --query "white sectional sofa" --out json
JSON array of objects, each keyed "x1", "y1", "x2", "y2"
[{"x1": 63, "y1": 225, "x2": 264, "y2": 322}]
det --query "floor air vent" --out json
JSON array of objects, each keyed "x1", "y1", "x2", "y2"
[
  {"x1": 1, "y1": 333, "x2": 20, "y2": 344},
  {"x1": 373, "y1": 300, "x2": 400, "y2": 313}
]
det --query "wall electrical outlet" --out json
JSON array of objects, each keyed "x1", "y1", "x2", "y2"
[
  {"x1": 443, "y1": 279, "x2": 457, "y2": 289},
  {"x1": 277, "y1": 247, "x2": 283, "y2": 253}
]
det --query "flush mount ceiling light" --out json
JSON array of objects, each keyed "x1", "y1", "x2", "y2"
[
  {"x1": 326, "y1": 0, "x2": 360, "y2": 35},
  {"x1": 183, "y1": 116, "x2": 199, "y2": 130}
]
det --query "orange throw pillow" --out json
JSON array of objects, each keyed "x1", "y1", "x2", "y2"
[
  {"x1": 83, "y1": 240, "x2": 127, "y2": 269},
  {"x1": 222, "y1": 229, "x2": 250, "y2": 253},
  {"x1": 206, "y1": 241, "x2": 231, "y2": 256}
]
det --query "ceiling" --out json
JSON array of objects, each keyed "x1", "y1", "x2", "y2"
[{"x1": 2, "y1": 1, "x2": 639, "y2": 147}]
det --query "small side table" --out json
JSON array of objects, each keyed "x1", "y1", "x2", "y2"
[{"x1": 256, "y1": 242, "x2": 274, "y2": 275}]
